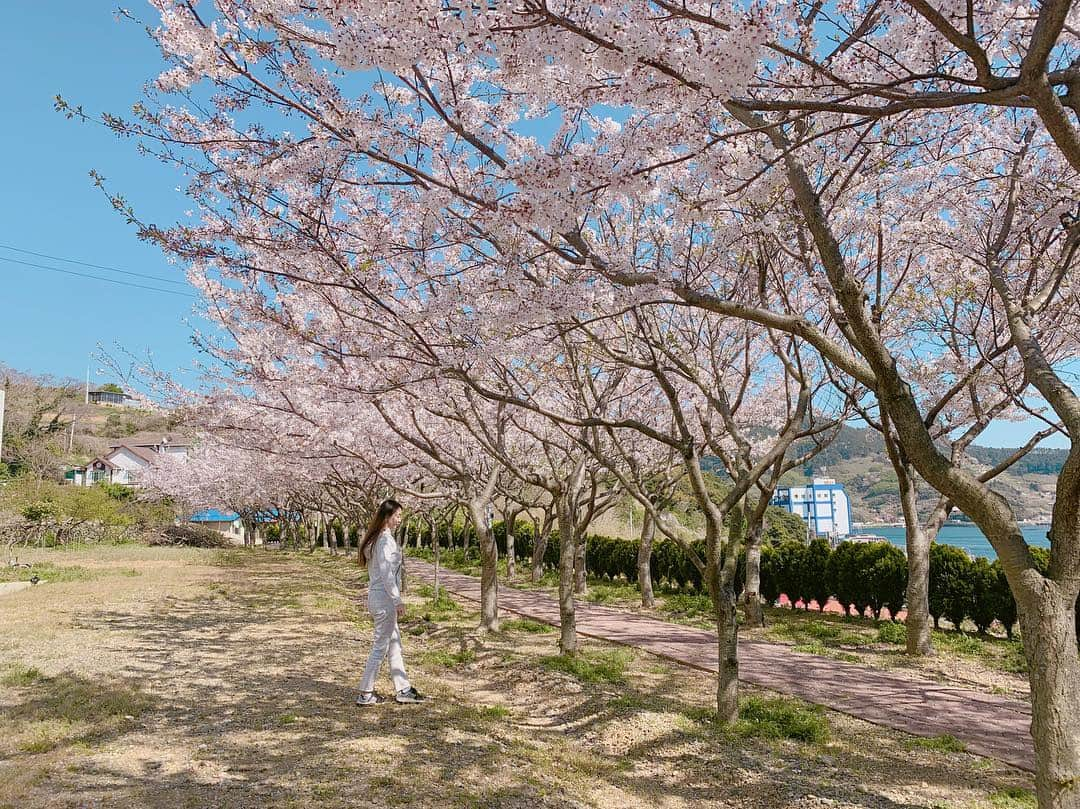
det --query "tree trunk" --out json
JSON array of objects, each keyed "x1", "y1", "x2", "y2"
[
  {"x1": 898, "y1": 476, "x2": 934, "y2": 656},
  {"x1": 531, "y1": 517, "x2": 552, "y2": 583},
  {"x1": 637, "y1": 513, "x2": 656, "y2": 608},
  {"x1": 467, "y1": 500, "x2": 499, "y2": 632},
  {"x1": 397, "y1": 523, "x2": 409, "y2": 597},
  {"x1": 428, "y1": 516, "x2": 440, "y2": 601},
  {"x1": 505, "y1": 508, "x2": 520, "y2": 580},
  {"x1": 741, "y1": 518, "x2": 765, "y2": 627},
  {"x1": 904, "y1": 519, "x2": 933, "y2": 655},
  {"x1": 556, "y1": 499, "x2": 578, "y2": 655},
  {"x1": 574, "y1": 532, "x2": 587, "y2": 595},
  {"x1": 715, "y1": 581, "x2": 740, "y2": 723},
  {"x1": 707, "y1": 506, "x2": 742, "y2": 723},
  {"x1": 883, "y1": 436, "x2": 934, "y2": 657},
  {"x1": 1019, "y1": 584, "x2": 1080, "y2": 809}
]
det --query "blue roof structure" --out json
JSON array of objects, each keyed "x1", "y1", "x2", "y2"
[{"x1": 189, "y1": 509, "x2": 240, "y2": 523}]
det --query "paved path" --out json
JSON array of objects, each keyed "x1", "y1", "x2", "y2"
[{"x1": 407, "y1": 560, "x2": 1034, "y2": 772}]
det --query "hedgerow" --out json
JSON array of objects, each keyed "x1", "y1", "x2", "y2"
[{"x1": 413, "y1": 519, "x2": 1047, "y2": 638}]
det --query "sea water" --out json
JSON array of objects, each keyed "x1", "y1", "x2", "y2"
[{"x1": 856, "y1": 524, "x2": 1052, "y2": 561}]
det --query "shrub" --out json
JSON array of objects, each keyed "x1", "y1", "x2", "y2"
[
  {"x1": 968, "y1": 557, "x2": 999, "y2": 635},
  {"x1": 774, "y1": 541, "x2": 808, "y2": 608},
  {"x1": 828, "y1": 541, "x2": 862, "y2": 616},
  {"x1": 653, "y1": 540, "x2": 694, "y2": 590},
  {"x1": 98, "y1": 482, "x2": 135, "y2": 501},
  {"x1": 803, "y1": 539, "x2": 833, "y2": 611},
  {"x1": 763, "y1": 508, "x2": 808, "y2": 545},
  {"x1": 586, "y1": 534, "x2": 638, "y2": 582},
  {"x1": 861, "y1": 542, "x2": 907, "y2": 621},
  {"x1": 682, "y1": 540, "x2": 706, "y2": 591},
  {"x1": 1029, "y1": 546, "x2": 1051, "y2": 575},
  {"x1": 877, "y1": 621, "x2": 907, "y2": 645},
  {"x1": 759, "y1": 543, "x2": 782, "y2": 606},
  {"x1": 989, "y1": 560, "x2": 1018, "y2": 639},
  {"x1": 929, "y1": 543, "x2": 973, "y2": 630}
]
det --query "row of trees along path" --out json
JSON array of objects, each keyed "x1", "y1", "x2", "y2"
[
  {"x1": 118, "y1": 3, "x2": 1079, "y2": 804},
  {"x1": 407, "y1": 559, "x2": 1034, "y2": 772}
]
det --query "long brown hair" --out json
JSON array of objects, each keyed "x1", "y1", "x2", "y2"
[{"x1": 359, "y1": 499, "x2": 402, "y2": 564}]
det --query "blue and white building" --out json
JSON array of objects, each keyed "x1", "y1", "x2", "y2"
[
  {"x1": 771, "y1": 477, "x2": 852, "y2": 539},
  {"x1": 188, "y1": 509, "x2": 246, "y2": 542}
]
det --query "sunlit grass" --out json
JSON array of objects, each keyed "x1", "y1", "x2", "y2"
[{"x1": 542, "y1": 648, "x2": 634, "y2": 684}]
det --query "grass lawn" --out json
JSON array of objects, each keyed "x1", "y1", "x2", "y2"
[{"x1": 0, "y1": 543, "x2": 1035, "y2": 808}]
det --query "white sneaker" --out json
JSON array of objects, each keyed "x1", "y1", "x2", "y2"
[
  {"x1": 356, "y1": 691, "x2": 383, "y2": 707},
  {"x1": 395, "y1": 686, "x2": 426, "y2": 704}
]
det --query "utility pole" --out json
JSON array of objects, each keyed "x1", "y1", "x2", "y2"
[{"x1": 84, "y1": 362, "x2": 90, "y2": 405}]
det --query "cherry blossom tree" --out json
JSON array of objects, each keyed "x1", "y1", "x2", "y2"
[{"x1": 81, "y1": 2, "x2": 1080, "y2": 800}]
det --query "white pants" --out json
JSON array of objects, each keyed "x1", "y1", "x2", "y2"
[{"x1": 359, "y1": 593, "x2": 411, "y2": 694}]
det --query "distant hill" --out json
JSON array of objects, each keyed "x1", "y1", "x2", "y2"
[
  {"x1": 705, "y1": 425, "x2": 1063, "y2": 524},
  {"x1": 965, "y1": 444, "x2": 1069, "y2": 476},
  {"x1": 788, "y1": 426, "x2": 1061, "y2": 523},
  {"x1": 1, "y1": 364, "x2": 184, "y2": 478}
]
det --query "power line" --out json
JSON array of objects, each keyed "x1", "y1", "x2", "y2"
[
  {"x1": 0, "y1": 255, "x2": 196, "y2": 298},
  {"x1": 0, "y1": 242, "x2": 190, "y2": 287}
]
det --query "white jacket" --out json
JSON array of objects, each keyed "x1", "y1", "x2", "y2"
[{"x1": 366, "y1": 529, "x2": 403, "y2": 606}]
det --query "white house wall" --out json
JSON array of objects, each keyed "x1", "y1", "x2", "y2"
[{"x1": 108, "y1": 447, "x2": 150, "y2": 472}]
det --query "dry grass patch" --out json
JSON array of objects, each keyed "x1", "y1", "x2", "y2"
[
  {"x1": 0, "y1": 545, "x2": 1043, "y2": 809},
  {"x1": 0, "y1": 670, "x2": 153, "y2": 758}
]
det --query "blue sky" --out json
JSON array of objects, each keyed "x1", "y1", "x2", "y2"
[
  {"x1": 0, "y1": 3, "x2": 201, "y2": 390},
  {"x1": 0, "y1": 3, "x2": 1068, "y2": 449}
]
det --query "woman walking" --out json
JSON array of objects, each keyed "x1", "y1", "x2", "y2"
[{"x1": 356, "y1": 499, "x2": 426, "y2": 706}]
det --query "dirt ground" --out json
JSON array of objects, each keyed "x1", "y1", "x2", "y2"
[{"x1": 0, "y1": 545, "x2": 1036, "y2": 809}]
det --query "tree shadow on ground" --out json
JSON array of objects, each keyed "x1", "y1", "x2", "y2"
[{"x1": 0, "y1": 551, "x2": 1035, "y2": 809}]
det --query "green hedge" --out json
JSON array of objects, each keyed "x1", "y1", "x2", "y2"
[
  {"x1": 763, "y1": 538, "x2": 1057, "y2": 637},
  {"x1": 418, "y1": 519, "x2": 1075, "y2": 642}
]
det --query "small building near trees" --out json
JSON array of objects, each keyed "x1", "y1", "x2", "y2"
[
  {"x1": 88, "y1": 388, "x2": 136, "y2": 406},
  {"x1": 188, "y1": 509, "x2": 246, "y2": 543},
  {"x1": 186, "y1": 508, "x2": 279, "y2": 545},
  {"x1": 68, "y1": 435, "x2": 190, "y2": 487}
]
